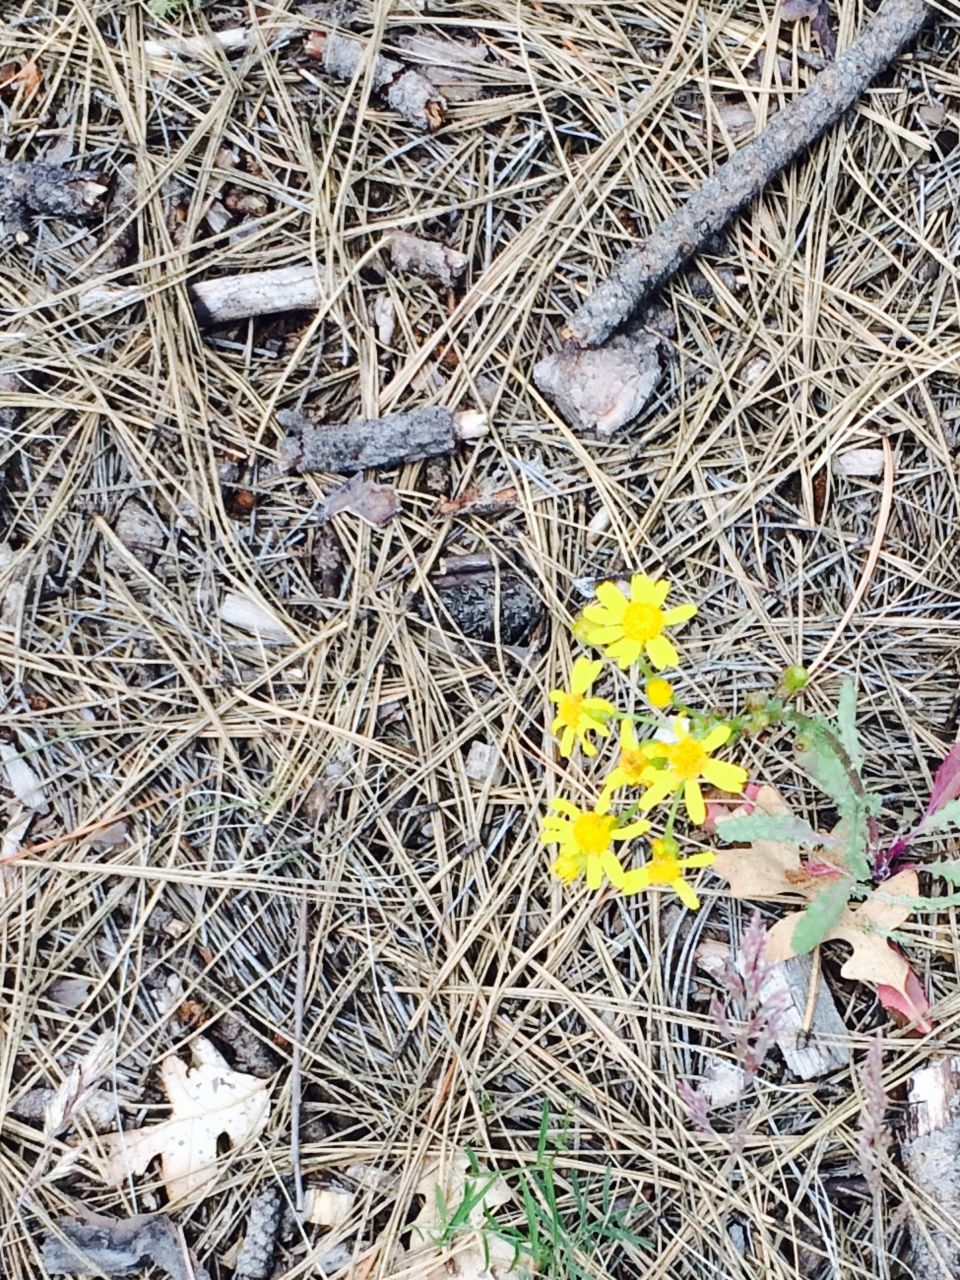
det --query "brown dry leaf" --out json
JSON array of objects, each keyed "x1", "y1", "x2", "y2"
[
  {"x1": 99, "y1": 1036, "x2": 270, "y2": 1204},
  {"x1": 765, "y1": 870, "x2": 918, "y2": 1002},
  {"x1": 320, "y1": 473, "x2": 401, "y2": 528},
  {"x1": 402, "y1": 1150, "x2": 527, "y2": 1279},
  {"x1": 0, "y1": 60, "x2": 41, "y2": 99},
  {"x1": 713, "y1": 785, "x2": 813, "y2": 897}
]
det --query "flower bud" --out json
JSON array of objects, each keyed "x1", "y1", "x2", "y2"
[
  {"x1": 645, "y1": 676, "x2": 673, "y2": 709},
  {"x1": 783, "y1": 665, "x2": 809, "y2": 693}
]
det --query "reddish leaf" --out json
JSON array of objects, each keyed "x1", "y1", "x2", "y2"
[{"x1": 926, "y1": 744, "x2": 960, "y2": 818}]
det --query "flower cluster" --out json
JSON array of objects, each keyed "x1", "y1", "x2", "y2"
[{"x1": 542, "y1": 574, "x2": 748, "y2": 910}]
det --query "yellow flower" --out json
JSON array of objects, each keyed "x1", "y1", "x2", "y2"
[
  {"x1": 540, "y1": 798, "x2": 650, "y2": 891},
  {"x1": 637, "y1": 719, "x2": 747, "y2": 825},
  {"x1": 548, "y1": 656, "x2": 615, "y2": 758},
  {"x1": 578, "y1": 575, "x2": 696, "y2": 671},
  {"x1": 599, "y1": 720, "x2": 655, "y2": 806},
  {"x1": 645, "y1": 676, "x2": 673, "y2": 709},
  {"x1": 622, "y1": 836, "x2": 716, "y2": 910}
]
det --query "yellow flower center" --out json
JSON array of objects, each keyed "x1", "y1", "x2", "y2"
[
  {"x1": 621, "y1": 602, "x2": 664, "y2": 642},
  {"x1": 619, "y1": 749, "x2": 649, "y2": 784},
  {"x1": 555, "y1": 692, "x2": 584, "y2": 725},
  {"x1": 647, "y1": 838, "x2": 682, "y2": 884},
  {"x1": 669, "y1": 738, "x2": 708, "y2": 780},
  {"x1": 571, "y1": 812, "x2": 614, "y2": 856}
]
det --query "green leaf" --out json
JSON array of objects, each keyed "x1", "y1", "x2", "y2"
[
  {"x1": 836, "y1": 679, "x2": 864, "y2": 771},
  {"x1": 921, "y1": 798, "x2": 960, "y2": 835},
  {"x1": 798, "y1": 740, "x2": 871, "y2": 880},
  {"x1": 790, "y1": 878, "x2": 851, "y2": 954},
  {"x1": 799, "y1": 740, "x2": 858, "y2": 813},
  {"x1": 718, "y1": 812, "x2": 826, "y2": 845}
]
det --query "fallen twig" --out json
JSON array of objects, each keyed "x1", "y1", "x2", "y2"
[
  {"x1": 0, "y1": 161, "x2": 108, "y2": 244},
  {"x1": 567, "y1": 0, "x2": 930, "y2": 346},
  {"x1": 277, "y1": 406, "x2": 486, "y2": 474},
  {"x1": 79, "y1": 263, "x2": 326, "y2": 325}
]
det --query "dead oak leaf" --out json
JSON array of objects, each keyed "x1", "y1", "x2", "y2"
[
  {"x1": 765, "y1": 869, "x2": 920, "y2": 1008},
  {"x1": 99, "y1": 1036, "x2": 270, "y2": 1205},
  {"x1": 403, "y1": 1150, "x2": 528, "y2": 1279},
  {"x1": 713, "y1": 784, "x2": 824, "y2": 897}
]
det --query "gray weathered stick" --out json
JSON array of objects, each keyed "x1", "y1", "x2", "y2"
[
  {"x1": 0, "y1": 161, "x2": 107, "y2": 243},
  {"x1": 277, "y1": 406, "x2": 485, "y2": 474},
  {"x1": 567, "y1": 0, "x2": 930, "y2": 346}
]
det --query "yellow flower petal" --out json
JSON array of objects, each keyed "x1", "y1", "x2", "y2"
[
  {"x1": 560, "y1": 727, "x2": 575, "y2": 757},
  {"x1": 630, "y1": 574, "x2": 663, "y2": 606},
  {"x1": 586, "y1": 858, "x2": 603, "y2": 890},
  {"x1": 684, "y1": 778, "x2": 706, "y2": 825},
  {"x1": 701, "y1": 757, "x2": 747, "y2": 793},
  {"x1": 612, "y1": 819, "x2": 652, "y2": 839},
  {"x1": 638, "y1": 773, "x2": 677, "y2": 811},
  {"x1": 571, "y1": 656, "x2": 602, "y2": 694},
  {"x1": 646, "y1": 633, "x2": 678, "y2": 670},
  {"x1": 551, "y1": 799, "x2": 579, "y2": 817},
  {"x1": 601, "y1": 849, "x2": 627, "y2": 887},
  {"x1": 662, "y1": 603, "x2": 697, "y2": 626},
  {"x1": 595, "y1": 581, "x2": 628, "y2": 618},
  {"x1": 621, "y1": 866, "x2": 652, "y2": 894},
  {"x1": 679, "y1": 851, "x2": 716, "y2": 870},
  {"x1": 674, "y1": 879, "x2": 701, "y2": 910},
  {"x1": 607, "y1": 638, "x2": 644, "y2": 667},
  {"x1": 701, "y1": 723, "x2": 732, "y2": 752},
  {"x1": 582, "y1": 697, "x2": 616, "y2": 717}
]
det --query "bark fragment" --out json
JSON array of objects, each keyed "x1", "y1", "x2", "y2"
[
  {"x1": 314, "y1": 31, "x2": 445, "y2": 130},
  {"x1": 0, "y1": 161, "x2": 107, "y2": 243},
  {"x1": 533, "y1": 329, "x2": 662, "y2": 435},
  {"x1": 386, "y1": 231, "x2": 469, "y2": 287},
  {"x1": 278, "y1": 405, "x2": 485, "y2": 475},
  {"x1": 567, "y1": 0, "x2": 930, "y2": 345}
]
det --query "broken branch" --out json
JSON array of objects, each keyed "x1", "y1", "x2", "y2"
[{"x1": 567, "y1": 0, "x2": 930, "y2": 346}]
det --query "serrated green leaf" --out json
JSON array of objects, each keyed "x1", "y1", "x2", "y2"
[
  {"x1": 921, "y1": 798, "x2": 960, "y2": 836},
  {"x1": 790, "y1": 878, "x2": 851, "y2": 954},
  {"x1": 718, "y1": 813, "x2": 826, "y2": 845},
  {"x1": 926, "y1": 860, "x2": 960, "y2": 885},
  {"x1": 836, "y1": 679, "x2": 864, "y2": 771}
]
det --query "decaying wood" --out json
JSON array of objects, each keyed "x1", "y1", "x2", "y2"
[
  {"x1": 277, "y1": 406, "x2": 486, "y2": 475},
  {"x1": 386, "y1": 231, "x2": 469, "y2": 287},
  {"x1": 697, "y1": 941, "x2": 850, "y2": 1080},
  {"x1": 0, "y1": 161, "x2": 107, "y2": 243},
  {"x1": 413, "y1": 560, "x2": 543, "y2": 645},
  {"x1": 903, "y1": 1056, "x2": 960, "y2": 1279},
  {"x1": 567, "y1": 0, "x2": 930, "y2": 346},
  {"x1": 42, "y1": 1214, "x2": 210, "y2": 1280},
  {"x1": 311, "y1": 31, "x2": 445, "y2": 130},
  {"x1": 533, "y1": 329, "x2": 662, "y2": 435}
]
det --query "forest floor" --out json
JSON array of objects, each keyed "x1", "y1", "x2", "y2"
[{"x1": 2, "y1": 1, "x2": 960, "y2": 1278}]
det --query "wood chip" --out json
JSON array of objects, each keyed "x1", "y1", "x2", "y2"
[{"x1": 533, "y1": 330, "x2": 662, "y2": 435}]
